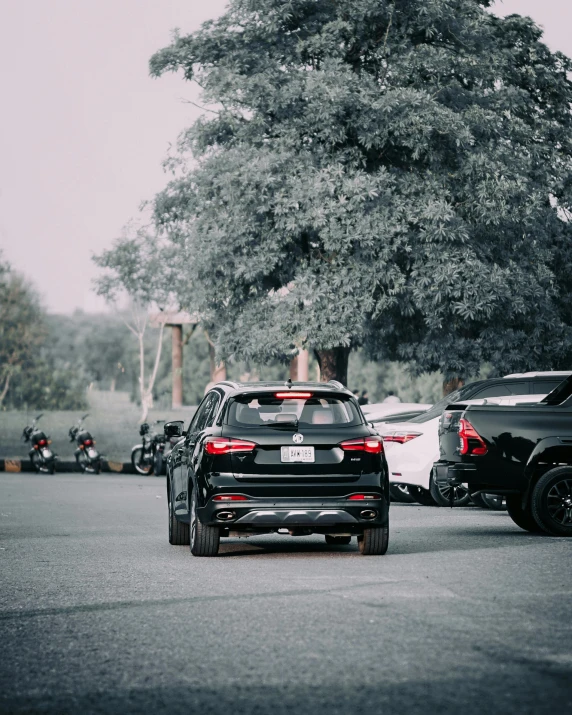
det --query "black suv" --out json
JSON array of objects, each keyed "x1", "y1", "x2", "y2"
[{"x1": 164, "y1": 381, "x2": 389, "y2": 557}]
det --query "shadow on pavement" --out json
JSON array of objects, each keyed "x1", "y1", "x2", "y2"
[{"x1": 2, "y1": 671, "x2": 570, "y2": 715}]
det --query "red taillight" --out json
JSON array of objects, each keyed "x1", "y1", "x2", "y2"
[
  {"x1": 340, "y1": 437, "x2": 383, "y2": 454},
  {"x1": 458, "y1": 418, "x2": 488, "y2": 456},
  {"x1": 383, "y1": 432, "x2": 422, "y2": 444},
  {"x1": 348, "y1": 494, "x2": 381, "y2": 500},
  {"x1": 204, "y1": 437, "x2": 256, "y2": 455},
  {"x1": 38, "y1": 439, "x2": 47, "y2": 447},
  {"x1": 274, "y1": 392, "x2": 312, "y2": 399},
  {"x1": 83, "y1": 439, "x2": 92, "y2": 446},
  {"x1": 212, "y1": 495, "x2": 248, "y2": 502}
]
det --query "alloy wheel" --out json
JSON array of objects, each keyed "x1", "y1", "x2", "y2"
[{"x1": 546, "y1": 478, "x2": 572, "y2": 526}]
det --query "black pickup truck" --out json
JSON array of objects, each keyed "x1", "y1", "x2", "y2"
[{"x1": 434, "y1": 376, "x2": 572, "y2": 536}]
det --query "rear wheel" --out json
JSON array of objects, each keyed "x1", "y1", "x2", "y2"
[
  {"x1": 358, "y1": 526, "x2": 389, "y2": 555},
  {"x1": 506, "y1": 494, "x2": 544, "y2": 533},
  {"x1": 131, "y1": 447, "x2": 153, "y2": 476},
  {"x1": 190, "y1": 490, "x2": 220, "y2": 556},
  {"x1": 325, "y1": 535, "x2": 351, "y2": 545},
  {"x1": 389, "y1": 484, "x2": 415, "y2": 503},
  {"x1": 531, "y1": 467, "x2": 572, "y2": 537},
  {"x1": 408, "y1": 486, "x2": 437, "y2": 506},
  {"x1": 168, "y1": 483, "x2": 189, "y2": 545},
  {"x1": 429, "y1": 478, "x2": 471, "y2": 507}
]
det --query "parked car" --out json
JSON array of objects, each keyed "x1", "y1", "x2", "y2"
[
  {"x1": 434, "y1": 375, "x2": 572, "y2": 536},
  {"x1": 362, "y1": 402, "x2": 432, "y2": 421},
  {"x1": 165, "y1": 380, "x2": 390, "y2": 556},
  {"x1": 374, "y1": 373, "x2": 570, "y2": 507}
]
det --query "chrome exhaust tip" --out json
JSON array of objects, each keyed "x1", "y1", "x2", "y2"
[
  {"x1": 360, "y1": 509, "x2": 377, "y2": 520},
  {"x1": 216, "y1": 510, "x2": 236, "y2": 521}
]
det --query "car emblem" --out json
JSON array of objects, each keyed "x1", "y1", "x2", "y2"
[{"x1": 292, "y1": 433, "x2": 304, "y2": 444}]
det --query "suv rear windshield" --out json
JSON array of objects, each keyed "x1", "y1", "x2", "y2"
[{"x1": 226, "y1": 393, "x2": 363, "y2": 428}]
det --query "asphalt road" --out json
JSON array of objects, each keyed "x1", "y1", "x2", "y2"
[{"x1": 0, "y1": 474, "x2": 571, "y2": 715}]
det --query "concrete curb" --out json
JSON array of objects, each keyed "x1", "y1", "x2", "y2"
[{"x1": 0, "y1": 458, "x2": 140, "y2": 474}]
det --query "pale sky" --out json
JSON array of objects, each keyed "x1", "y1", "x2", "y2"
[{"x1": 0, "y1": 0, "x2": 571, "y2": 314}]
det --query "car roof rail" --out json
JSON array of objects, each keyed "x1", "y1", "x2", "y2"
[
  {"x1": 215, "y1": 380, "x2": 240, "y2": 389},
  {"x1": 328, "y1": 380, "x2": 345, "y2": 390}
]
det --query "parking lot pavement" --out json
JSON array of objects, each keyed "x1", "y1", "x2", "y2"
[{"x1": 0, "y1": 474, "x2": 571, "y2": 714}]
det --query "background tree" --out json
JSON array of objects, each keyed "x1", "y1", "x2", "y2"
[
  {"x1": 93, "y1": 223, "x2": 179, "y2": 420},
  {"x1": 149, "y1": 0, "x2": 572, "y2": 386}
]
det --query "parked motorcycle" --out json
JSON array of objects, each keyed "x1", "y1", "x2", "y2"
[
  {"x1": 69, "y1": 414, "x2": 102, "y2": 474},
  {"x1": 23, "y1": 414, "x2": 57, "y2": 474},
  {"x1": 131, "y1": 420, "x2": 167, "y2": 476}
]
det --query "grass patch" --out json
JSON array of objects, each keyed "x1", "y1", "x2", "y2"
[{"x1": 0, "y1": 391, "x2": 196, "y2": 462}]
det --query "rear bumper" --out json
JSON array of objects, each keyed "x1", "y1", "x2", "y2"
[{"x1": 198, "y1": 497, "x2": 389, "y2": 532}]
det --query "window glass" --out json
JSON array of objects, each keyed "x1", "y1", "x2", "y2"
[
  {"x1": 227, "y1": 393, "x2": 362, "y2": 428},
  {"x1": 532, "y1": 381, "x2": 561, "y2": 394},
  {"x1": 471, "y1": 384, "x2": 513, "y2": 398},
  {"x1": 189, "y1": 393, "x2": 218, "y2": 433}
]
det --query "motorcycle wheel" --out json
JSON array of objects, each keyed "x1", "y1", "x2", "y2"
[
  {"x1": 31, "y1": 453, "x2": 54, "y2": 474},
  {"x1": 77, "y1": 453, "x2": 100, "y2": 475},
  {"x1": 131, "y1": 447, "x2": 153, "y2": 475}
]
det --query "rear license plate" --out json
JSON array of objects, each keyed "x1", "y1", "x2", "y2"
[{"x1": 281, "y1": 446, "x2": 315, "y2": 463}]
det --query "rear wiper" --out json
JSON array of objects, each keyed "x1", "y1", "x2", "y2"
[{"x1": 267, "y1": 420, "x2": 299, "y2": 430}]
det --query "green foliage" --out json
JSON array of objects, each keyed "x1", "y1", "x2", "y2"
[
  {"x1": 0, "y1": 255, "x2": 88, "y2": 410},
  {"x1": 149, "y1": 0, "x2": 572, "y2": 378}
]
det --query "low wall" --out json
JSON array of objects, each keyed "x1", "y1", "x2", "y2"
[{"x1": 0, "y1": 459, "x2": 140, "y2": 474}]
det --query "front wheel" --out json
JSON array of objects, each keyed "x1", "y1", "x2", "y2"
[
  {"x1": 429, "y1": 478, "x2": 471, "y2": 507},
  {"x1": 168, "y1": 483, "x2": 190, "y2": 545},
  {"x1": 358, "y1": 525, "x2": 389, "y2": 555},
  {"x1": 131, "y1": 447, "x2": 153, "y2": 476},
  {"x1": 408, "y1": 486, "x2": 437, "y2": 506},
  {"x1": 472, "y1": 493, "x2": 505, "y2": 510},
  {"x1": 389, "y1": 484, "x2": 415, "y2": 503},
  {"x1": 190, "y1": 490, "x2": 220, "y2": 556},
  {"x1": 531, "y1": 468, "x2": 572, "y2": 536}
]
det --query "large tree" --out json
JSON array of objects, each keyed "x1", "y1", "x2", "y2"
[{"x1": 149, "y1": 0, "x2": 572, "y2": 384}]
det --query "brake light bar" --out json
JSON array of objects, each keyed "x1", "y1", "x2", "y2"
[
  {"x1": 348, "y1": 494, "x2": 381, "y2": 500},
  {"x1": 212, "y1": 495, "x2": 248, "y2": 502},
  {"x1": 383, "y1": 432, "x2": 422, "y2": 444},
  {"x1": 458, "y1": 418, "x2": 488, "y2": 456},
  {"x1": 204, "y1": 438, "x2": 257, "y2": 455},
  {"x1": 340, "y1": 437, "x2": 383, "y2": 454},
  {"x1": 274, "y1": 392, "x2": 312, "y2": 399}
]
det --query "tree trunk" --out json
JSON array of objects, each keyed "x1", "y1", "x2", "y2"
[
  {"x1": 208, "y1": 343, "x2": 226, "y2": 382},
  {"x1": 442, "y1": 376, "x2": 465, "y2": 396},
  {"x1": 0, "y1": 373, "x2": 11, "y2": 407},
  {"x1": 314, "y1": 347, "x2": 351, "y2": 386},
  {"x1": 172, "y1": 324, "x2": 183, "y2": 409},
  {"x1": 110, "y1": 377, "x2": 116, "y2": 392},
  {"x1": 297, "y1": 349, "x2": 309, "y2": 382},
  {"x1": 289, "y1": 355, "x2": 298, "y2": 381}
]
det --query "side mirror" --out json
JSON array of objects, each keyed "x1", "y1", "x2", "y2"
[{"x1": 164, "y1": 420, "x2": 184, "y2": 439}]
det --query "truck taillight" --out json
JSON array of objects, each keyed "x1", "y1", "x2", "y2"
[
  {"x1": 340, "y1": 437, "x2": 383, "y2": 454},
  {"x1": 204, "y1": 438, "x2": 256, "y2": 455},
  {"x1": 458, "y1": 419, "x2": 488, "y2": 456}
]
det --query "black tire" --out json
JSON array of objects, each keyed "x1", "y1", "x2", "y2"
[
  {"x1": 325, "y1": 535, "x2": 352, "y2": 545},
  {"x1": 429, "y1": 477, "x2": 471, "y2": 507},
  {"x1": 190, "y1": 490, "x2": 220, "y2": 556},
  {"x1": 479, "y1": 493, "x2": 506, "y2": 511},
  {"x1": 154, "y1": 452, "x2": 163, "y2": 477},
  {"x1": 131, "y1": 447, "x2": 153, "y2": 476},
  {"x1": 358, "y1": 525, "x2": 389, "y2": 555},
  {"x1": 168, "y1": 481, "x2": 190, "y2": 545},
  {"x1": 31, "y1": 453, "x2": 54, "y2": 474},
  {"x1": 389, "y1": 484, "x2": 415, "y2": 503},
  {"x1": 506, "y1": 494, "x2": 545, "y2": 533},
  {"x1": 530, "y1": 467, "x2": 572, "y2": 537},
  {"x1": 408, "y1": 486, "x2": 437, "y2": 506}
]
